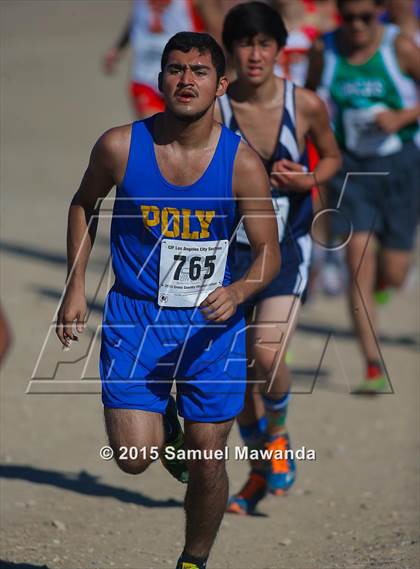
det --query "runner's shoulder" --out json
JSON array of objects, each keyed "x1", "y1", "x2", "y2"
[
  {"x1": 394, "y1": 30, "x2": 419, "y2": 53},
  {"x1": 295, "y1": 86, "x2": 326, "y2": 119},
  {"x1": 394, "y1": 31, "x2": 420, "y2": 62},
  {"x1": 92, "y1": 123, "x2": 132, "y2": 170},
  {"x1": 95, "y1": 124, "x2": 132, "y2": 157},
  {"x1": 235, "y1": 140, "x2": 264, "y2": 172},
  {"x1": 233, "y1": 141, "x2": 268, "y2": 195}
]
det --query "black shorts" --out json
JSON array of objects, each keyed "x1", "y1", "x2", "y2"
[{"x1": 328, "y1": 141, "x2": 419, "y2": 251}]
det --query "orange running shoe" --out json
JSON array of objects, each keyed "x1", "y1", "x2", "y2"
[
  {"x1": 265, "y1": 432, "x2": 296, "y2": 495},
  {"x1": 227, "y1": 471, "x2": 267, "y2": 515}
]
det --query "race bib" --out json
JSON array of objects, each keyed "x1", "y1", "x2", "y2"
[
  {"x1": 343, "y1": 104, "x2": 402, "y2": 157},
  {"x1": 158, "y1": 239, "x2": 229, "y2": 307},
  {"x1": 236, "y1": 196, "x2": 290, "y2": 245}
]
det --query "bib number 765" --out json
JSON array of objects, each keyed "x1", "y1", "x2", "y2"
[{"x1": 173, "y1": 254, "x2": 217, "y2": 281}]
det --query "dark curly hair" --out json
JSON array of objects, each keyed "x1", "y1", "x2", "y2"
[{"x1": 161, "y1": 32, "x2": 226, "y2": 80}]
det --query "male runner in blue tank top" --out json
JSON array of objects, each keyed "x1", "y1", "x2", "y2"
[
  {"x1": 214, "y1": 1, "x2": 341, "y2": 514},
  {"x1": 56, "y1": 32, "x2": 280, "y2": 569}
]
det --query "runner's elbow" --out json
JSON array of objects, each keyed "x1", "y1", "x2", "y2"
[{"x1": 70, "y1": 192, "x2": 98, "y2": 216}]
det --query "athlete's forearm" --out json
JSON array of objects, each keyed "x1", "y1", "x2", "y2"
[
  {"x1": 66, "y1": 202, "x2": 98, "y2": 288},
  {"x1": 65, "y1": 131, "x2": 117, "y2": 289},
  {"x1": 229, "y1": 243, "x2": 281, "y2": 303},
  {"x1": 114, "y1": 19, "x2": 131, "y2": 51},
  {"x1": 394, "y1": 104, "x2": 420, "y2": 129},
  {"x1": 313, "y1": 155, "x2": 342, "y2": 186}
]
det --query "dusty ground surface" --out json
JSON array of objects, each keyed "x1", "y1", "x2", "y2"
[{"x1": 1, "y1": 2, "x2": 419, "y2": 569}]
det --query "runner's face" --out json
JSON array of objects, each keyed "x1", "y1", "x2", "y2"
[
  {"x1": 161, "y1": 49, "x2": 224, "y2": 121},
  {"x1": 340, "y1": 1, "x2": 380, "y2": 47},
  {"x1": 232, "y1": 34, "x2": 280, "y2": 86}
]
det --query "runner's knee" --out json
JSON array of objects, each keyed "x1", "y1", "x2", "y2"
[
  {"x1": 254, "y1": 345, "x2": 286, "y2": 378},
  {"x1": 380, "y1": 250, "x2": 411, "y2": 288},
  {"x1": 184, "y1": 431, "x2": 230, "y2": 486},
  {"x1": 114, "y1": 452, "x2": 153, "y2": 475},
  {"x1": 188, "y1": 456, "x2": 226, "y2": 487}
]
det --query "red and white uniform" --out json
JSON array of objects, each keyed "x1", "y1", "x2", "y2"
[
  {"x1": 276, "y1": 27, "x2": 318, "y2": 87},
  {"x1": 276, "y1": 0, "x2": 340, "y2": 86},
  {"x1": 130, "y1": 0, "x2": 202, "y2": 115}
]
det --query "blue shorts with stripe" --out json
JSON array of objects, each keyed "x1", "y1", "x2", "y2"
[
  {"x1": 233, "y1": 234, "x2": 312, "y2": 307},
  {"x1": 100, "y1": 287, "x2": 247, "y2": 422}
]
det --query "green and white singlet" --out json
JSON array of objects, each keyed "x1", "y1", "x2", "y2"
[{"x1": 319, "y1": 24, "x2": 419, "y2": 156}]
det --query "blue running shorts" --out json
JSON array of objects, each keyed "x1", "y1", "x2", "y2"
[{"x1": 100, "y1": 287, "x2": 247, "y2": 422}]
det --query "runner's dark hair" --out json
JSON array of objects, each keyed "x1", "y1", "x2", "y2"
[
  {"x1": 161, "y1": 32, "x2": 226, "y2": 80},
  {"x1": 222, "y1": 1, "x2": 288, "y2": 53}
]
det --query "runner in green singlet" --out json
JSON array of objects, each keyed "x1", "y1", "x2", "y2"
[{"x1": 307, "y1": 0, "x2": 420, "y2": 393}]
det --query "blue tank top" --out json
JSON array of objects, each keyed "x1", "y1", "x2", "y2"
[
  {"x1": 219, "y1": 79, "x2": 313, "y2": 242},
  {"x1": 110, "y1": 117, "x2": 241, "y2": 301}
]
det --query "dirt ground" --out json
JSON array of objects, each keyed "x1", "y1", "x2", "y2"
[{"x1": 1, "y1": 2, "x2": 419, "y2": 569}]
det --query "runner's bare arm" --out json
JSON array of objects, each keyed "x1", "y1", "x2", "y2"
[
  {"x1": 56, "y1": 126, "x2": 130, "y2": 346},
  {"x1": 103, "y1": 18, "x2": 132, "y2": 74},
  {"x1": 303, "y1": 91, "x2": 341, "y2": 184},
  {"x1": 375, "y1": 36, "x2": 420, "y2": 133},
  {"x1": 233, "y1": 143, "x2": 281, "y2": 298},
  {"x1": 396, "y1": 33, "x2": 420, "y2": 83},
  {"x1": 67, "y1": 129, "x2": 126, "y2": 283},
  {"x1": 271, "y1": 91, "x2": 341, "y2": 192},
  {"x1": 201, "y1": 142, "x2": 280, "y2": 322}
]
